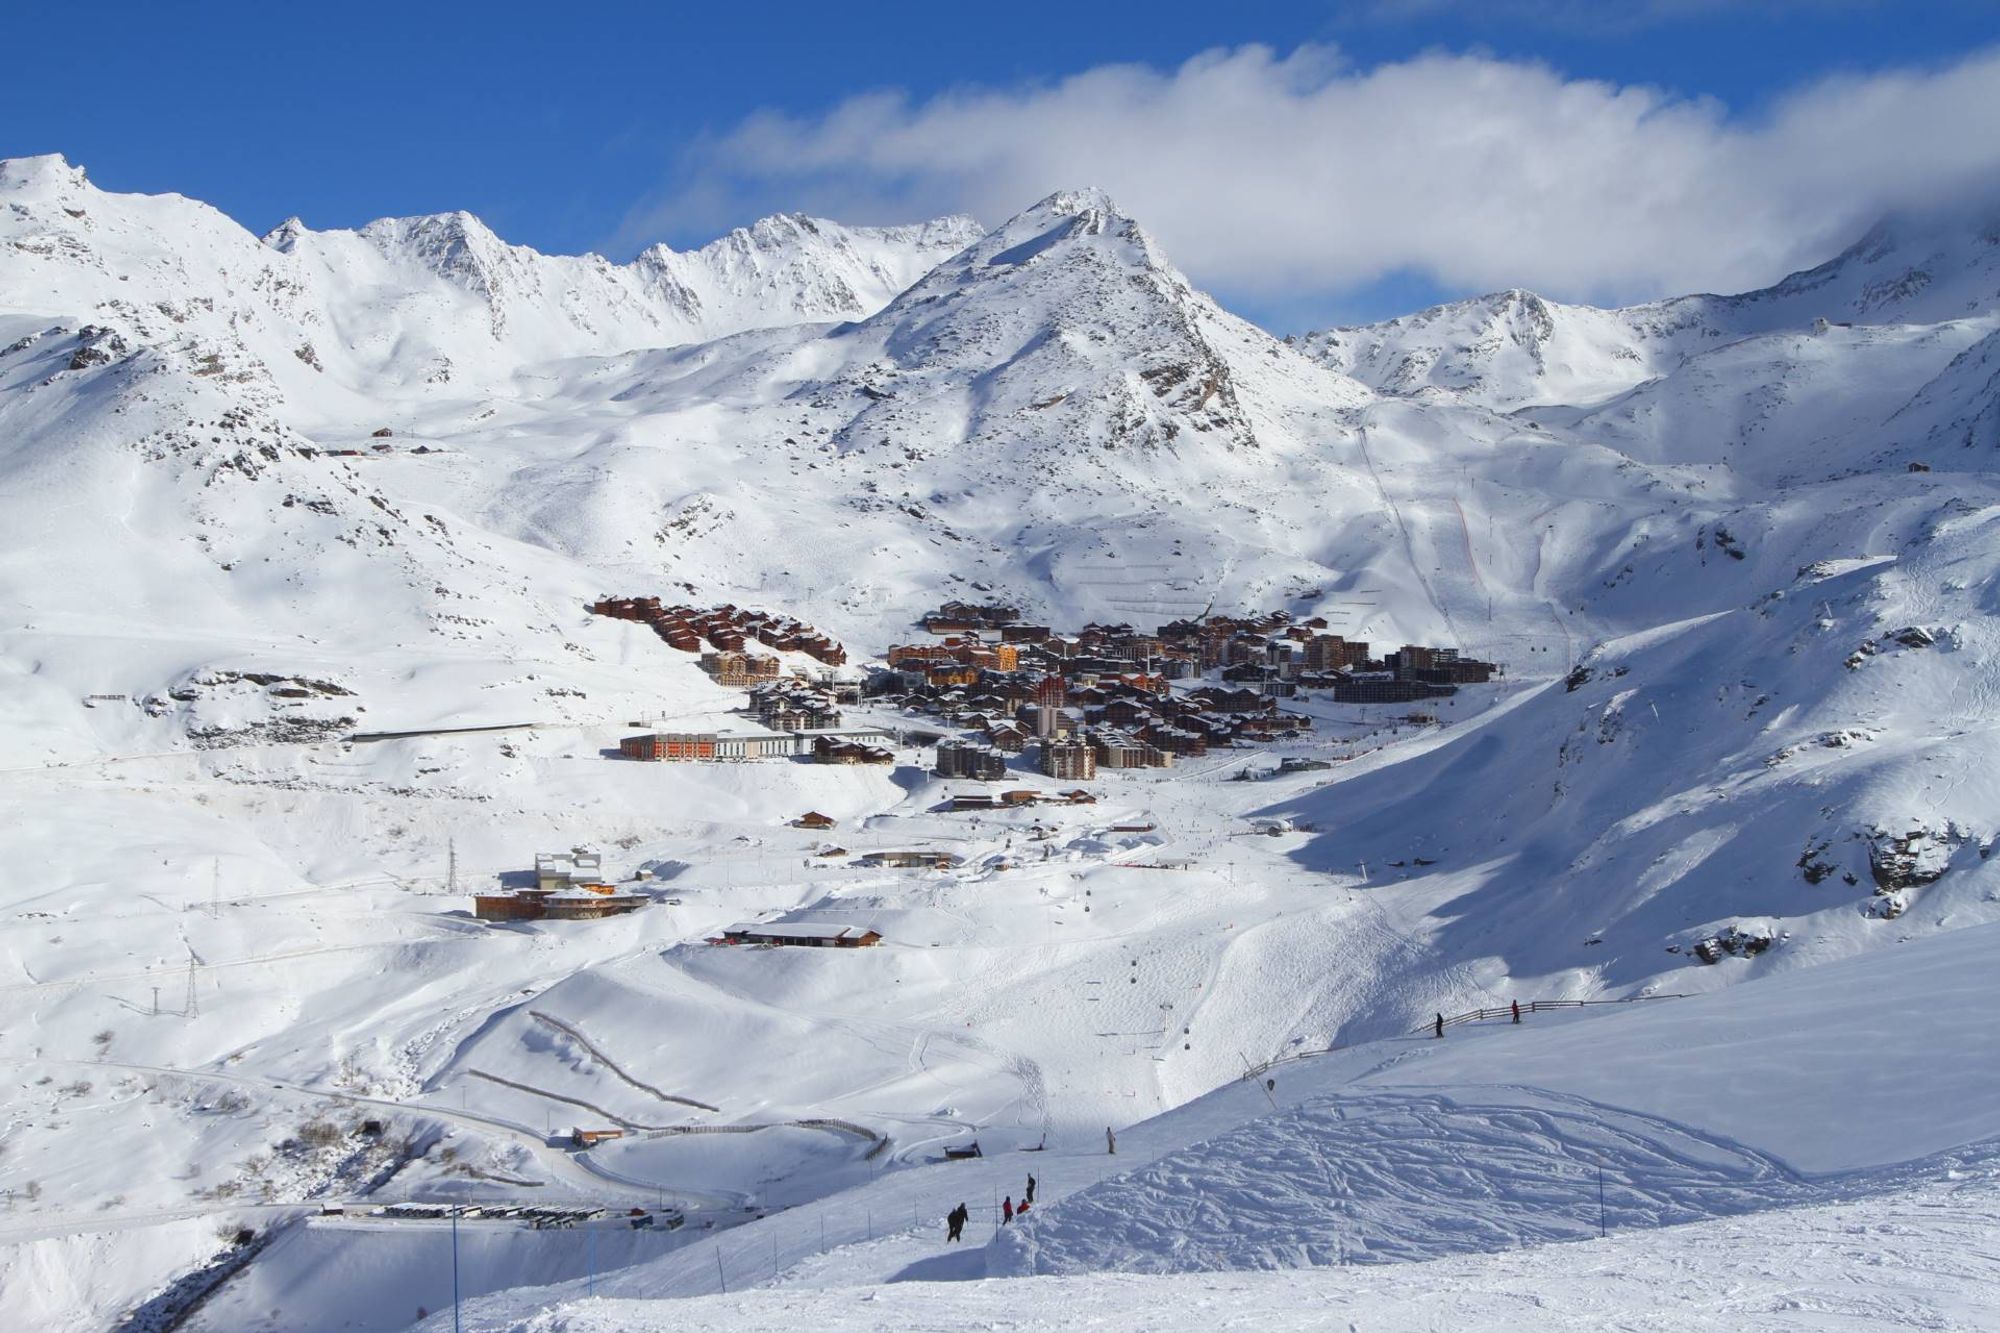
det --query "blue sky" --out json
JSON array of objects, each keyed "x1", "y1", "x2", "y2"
[{"x1": 8, "y1": 1, "x2": 2000, "y2": 326}]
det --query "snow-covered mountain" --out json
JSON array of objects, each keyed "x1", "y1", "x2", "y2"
[
  {"x1": 5, "y1": 154, "x2": 2000, "y2": 1331},
  {"x1": 1295, "y1": 203, "x2": 2000, "y2": 412},
  {"x1": 2, "y1": 154, "x2": 982, "y2": 397}
]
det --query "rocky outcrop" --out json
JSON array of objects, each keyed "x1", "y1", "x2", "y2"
[
  {"x1": 1691, "y1": 924, "x2": 1777, "y2": 964},
  {"x1": 1867, "y1": 825, "x2": 1958, "y2": 893}
]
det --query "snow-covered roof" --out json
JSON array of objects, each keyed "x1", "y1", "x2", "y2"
[{"x1": 724, "y1": 921, "x2": 879, "y2": 940}]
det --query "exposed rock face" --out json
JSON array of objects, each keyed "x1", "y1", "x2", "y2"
[
  {"x1": 1868, "y1": 826, "x2": 1957, "y2": 893},
  {"x1": 153, "y1": 670, "x2": 362, "y2": 748},
  {"x1": 66, "y1": 323, "x2": 129, "y2": 370},
  {"x1": 1693, "y1": 925, "x2": 1776, "y2": 964},
  {"x1": 1797, "y1": 839, "x2": 1840, "y2": 885}
]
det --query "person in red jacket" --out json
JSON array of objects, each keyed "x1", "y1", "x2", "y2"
[{"x1": 1002, "y1": 1196, "x2": 1014, "y2": 1224}]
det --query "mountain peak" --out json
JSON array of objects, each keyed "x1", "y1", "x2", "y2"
[
  {"x1": 1741, "y1": 201, "x2": 2000, "y2": 322},
  {"x1": 356, "y1": 209, "x2": 514, "y2": 301},
  {"x1": 260, "y1": 216, "x2": 310, "y2": 253},
  {"x1": 1034, "y1": 186, "x2": 1123, "y2": 220},
  {"x1": 958, "y1": 186, "x2": 1172, "y2": 280},
  {"x1": 0, "y1": 153, "x2": 88, "y2": 200}
]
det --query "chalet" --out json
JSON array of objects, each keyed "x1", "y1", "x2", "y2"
[
  {"x1": 1101, "y1": 697, "x2": 1154, "y2": 727},
  {"x1": 571, "y1": 1128, "x2": 625, "y2": 1147},
  {"x1": 1189, "y1": 686, "x2": 1270, "y2": 714},
  {"x1": 750, "y1": 684, "x2": 843, "y2": 731},
  {"x1": 716, "y1": 922, "x2": 883, "y2": 948},
  {"x1": 926, "y1": 666, "x2": 980, "y2": 689},
  {"x1": 813, "y1": 736, "x2": 892, "y2": 765},
  {"x1": 702, "y1": 651, "x2": 782, "y2": 687},
  {"x1": 983, "y1": 721, "x2": 1030, "y2": 753},
  {"x1": 792, "y1": 811, "x2": 836, "y2": 830},
  {"x1": 923, "y1": 601, "x2": 1020, "y2": 633},
  {"x1": 1141, "y1": 723, "x2": 1207, "y2": 756}
]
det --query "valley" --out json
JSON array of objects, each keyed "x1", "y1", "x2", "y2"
[{"x1": 3, "y1": 152, "x2": 1999, "y2": 1329}]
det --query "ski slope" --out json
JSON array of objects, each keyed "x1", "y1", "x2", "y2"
[{"x1": 434, "y1": 919, "x2": 2000, "y2": 1329}]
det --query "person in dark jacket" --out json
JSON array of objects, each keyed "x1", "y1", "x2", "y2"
[
  {"x1": 1025, "y1": 1173, "x2": 1037, "y2": 1205},
  {"x1": 1511, "y1": 999, "x2": 1521, "y2": 1024},
  {"x1": 1434, "y1": 1012, "x2": 1444, "y2": 1039},
  {"x1": 946, "y1": 1203, "x2": 967, "y2": 1242}
]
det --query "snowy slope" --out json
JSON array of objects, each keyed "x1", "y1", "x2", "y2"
[
  {"x1": 422, "y1": 1176, "x2": 2000, "y2": 1332},
  {"x1": 4, "y1": 155, "x2": 2000, "y2": 1331},
  {"x1": 997, "y1": 921, "x2": 2000, "y2": 1279},
  {"x1": 433, "y1": 920, "x2": 2000, "y2": 1329}
]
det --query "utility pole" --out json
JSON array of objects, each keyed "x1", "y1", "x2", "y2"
[
  {"x1": 452, "y1": 1210, "x2": 462, "y2": 1333},
  {"x1": 448, "y1": 838, "x2": 458, "y2": 897}
]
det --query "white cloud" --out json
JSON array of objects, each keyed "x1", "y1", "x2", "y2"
[
  {"x1": 1353, "y1": 0, "x2": 1881, "y2": 32},
  {"x1": 623, "y1": 43, "x2": 2000, "y2": 317}
]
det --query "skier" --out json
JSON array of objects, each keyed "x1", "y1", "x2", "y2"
[
  {"x1": 1002, "y1": 1196, "x2": 1014, "y2": 1224},
  {"x1": 1016, "y1": 1199, "x2": 1031, "y2": 1218},
  {"x1": 1511, "y1": 999, "x2": 1521, "y2": 1025},
  {"x1": 946, "y1": 1203, "x2": 966, "y2": 1243},
  {"x1": 1434, "y1": 1012, "x2": 1444, "y2": 1039},
  {"x1": 1025, "y1": 1173, "x2": 1037, "y2": 1205},
  {"x1": 1106, "y1": 1125, "x2": 1117, "y2": 1155}
]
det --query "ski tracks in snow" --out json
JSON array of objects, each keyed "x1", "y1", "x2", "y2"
[{"x1": 993, "y1": 1088, "x2": 1821, "y2": 1275}]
